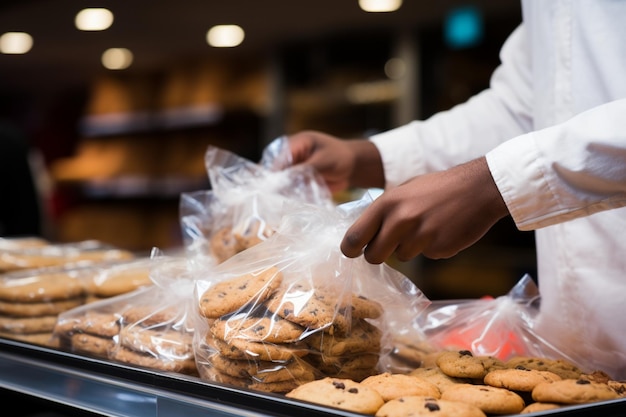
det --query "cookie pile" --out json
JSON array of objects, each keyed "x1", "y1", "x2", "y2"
[
  {"x1": 54, "y1": 302, "x2": 197, "y2": 376},
  {"x1": 112, "y1": 305, "x2": 197, "y2": 376},
  {"x1": 0, "y1": 270, "x2": 87, "y2": 347},
  {"x1": 285, "y1": 349, "x2": 626, "y2": 416},
  {"x1": 196, "y1": 266, "x2": 385, "y2": 393}
]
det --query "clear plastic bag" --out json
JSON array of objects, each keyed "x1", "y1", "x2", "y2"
[
  {"x1": 53, "y1": 253, "x2": 200, "y2": 376},
  {"x1": 180, "y1": 139, "x2": 334, "y2": 263},
  {"x1": 412, "y1": 274, "x2": 585, "y2": 368},
  {"x1": 192, "y1": 194, "x2": 431, "y2": 393}
]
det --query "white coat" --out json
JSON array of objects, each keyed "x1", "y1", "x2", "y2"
[{"x1": 370, "y1": 0, "x2": 626, "y2": 378}]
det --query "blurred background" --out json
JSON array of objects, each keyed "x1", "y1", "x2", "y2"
[{"x1": 0, "y1": 0, "x2": 535, "y2": 299}]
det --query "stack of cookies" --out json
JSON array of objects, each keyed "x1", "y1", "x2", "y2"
[
  {"x1": 0, "y1": 240, "x2": 135, "y2": 273},
  {"x1": 54, "y1": 286, "x2": 198, "y2": 376},
  {"x1": 196, "y1": 266, "x2": 385, "y2": 393},
  {"x1": 111, "y1": 303, "x2": 197, "y2": 376},
  {"x1": 54, "y1": 310, "x2": 121, "y2": 357},
  {"x1": 0, "y1": 268, "x2": 87, "y2": 347}
]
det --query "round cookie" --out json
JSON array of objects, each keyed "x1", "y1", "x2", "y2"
[
  {"x1": 209, "y1": 226, "x2": 239, "y2": 263},
  {"x1": 505, "y1": 356, "x2": 583, "y2": 380},
  {"x1": 210, "y1": 313, "x2": 305, "y2": 344},
  {"x1": 70, "y1": 333, "x2": 116, "y2": 357},
  {"x1": 0, "y1": 315, "x2": 59, "y2": 334},
  {"x1": 305, "y1": 318, "x2": 382, "y2": 356},
  {"x1": 199, "y1": 266, "x2": 283, "y2": 318},
  {"x1": 532, "y1": 378, "x2": 621, "y2": 404},
  {"x1": 208, "y1": 334, "x2": 309, "y2": 362},
  {"x1": 375, "y1": 395, "x2": 487, "y2": 417},
  {"x1": 111, "y1": 346, "x2": 198, "y2": 376},
  {"x1": 520, "y1": 402, "x2": 562, "y2": 414},
  {"x1": 285, "y1": 377, "x2": 385, "y2": 414},
  {"x1": 436, "y1": 350, "x2": 505, "y2": 379},
  {"x1": 208, "y1": 354, "x2": 316, "y2": 383},
  {"x1": 350, "y1": 294, "x2": 383, "y2": 319},
  {"x1": 118, "y1": 326, "x2": 194, "y2": 358},
  {"x1": 441, "y1": 383, "x2": 526, "y2": 415},
  {"x1": 54, "y1": 312, "x2": 121, "y2": 338},
  {"x1": 0, "y1": 331, "x2": 55, "y2": 347},
  {"x1": 0, "y1": 297, "x2": 83, "y2": 317},
  {"x1": 409, "y1": 366, "x2": 473, "y2": 393},
  {"x1": 484, "y1": 367, "x2": 562, "y2": 392},
  {"x1": 0, "y1": 272, "x2": 84, "y2": 302},
  {"x1": 264, "y1": 283, "x2": 348, "y2": 334},
  {"x1": 360, "y1": 372, "x2": 441, "y2": 401}
]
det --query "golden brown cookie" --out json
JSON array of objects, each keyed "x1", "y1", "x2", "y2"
[
  {"x1": 350, "y1": 294, "x2": 383, "y2": 319},
  {"x1": 199, "y1": 266, "x2": 283, "y2": 319},
  {"x1": 118, "y1": 326, "x2": 194, "y2": 358},
  {"x1": 0, "y1": 315, "x2": 59, "y2": 334},
  {"x1": 305, "y1": 318, "x2": 381, "y2": 356},
  {"x1": 0, "y1": 297, "x2": 83, "y2": 317},
  {"x1": 360, "y1": 372, "x2": 441, "y2": 401},
  {"x1": 408, "y1": 366, "x2": 473, "y2": 393},
  {"x1": 484, "y1": 367, "x2": 562, "y2": 392},
  {"x1": 208, "y1": 354, "x2": 316, "y2": 384},
  {"x1": 208, "y1": 334, "x2": 309, "y2": 362},
  {"x1": 0, "y1": 331, "x2": 56, "y2": 347},
  {"x1": 209, "y1": 226, "x2": 239, "y2": 263},
  {"x1": 285, "y1": 377, "x2": 385, "y2": 414},
  {"x1": 520, "y1": 402, "x2": 562, "y2": 414},
  {"x1": 0, "y1": 272, "x2": 84, "y2": 302},
  {"x1": 264, "y1": 283, "x2": 349, "y2": 334},
  {"x1": 375, "y1": 395, "x2": 487, "y2": 417},
  {"x1": 69, "y1": 333, "x2": 116, "y2": 357},
  {"x1": 87, "y1": 264, "x2": 153, "y2": 297},
  {"x1": 505, "y1": 356, "x2": 583, "y2": 380},
  {"x1": 532, "y1": 378, "x2": 621, "y2": 404},
  {"x1": 54, "y1": 311, "x2": 121, "y2": 338},
  {"x1": 441, "y1": 383, "x2": 526, "y2": 415},
  {"x1": 436, "y1": 350, "x2": 505, "y2": 379},
  {"x1": 112, "y1": 346, "x2": 198, "y2": 376},
  {"x1": 210, "y1": 313, "x2": 305, "y2": 344}
]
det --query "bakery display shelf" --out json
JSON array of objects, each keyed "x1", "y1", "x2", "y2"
[{"x1": 0, "y1": 337, "x2": 625, "y2": 417}]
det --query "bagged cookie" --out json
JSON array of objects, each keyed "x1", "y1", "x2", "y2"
[
  {"x1": 53, "y1": 253, "x2": 200, "y2": 376},
  {"x1": 0, "y1": 239, "x2": 134, "y2": 273},
  {"x1": 192, "y1": 195, "x2": 431, "y2": 393},
  {"x1": 180, "y1": 138, "x2": 334, "y2": 264}
]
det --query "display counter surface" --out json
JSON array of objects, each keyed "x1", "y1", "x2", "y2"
[{"x1": 1, "y1": 337, "x2": 625, "y2": 417}]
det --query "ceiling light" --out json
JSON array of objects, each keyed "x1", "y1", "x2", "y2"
[
  {"x1": 101, "y1": 48, "x2": 133, "y2": 70},
  {"x1": 75, "y1": 8, "x2": 114, "y2": 31},
  {"x1": 359, "y1": 0, "x2": 402, "y2": 13},
  {"x1": 0, "y1": 32, "x2": 33, "y2": 54},
  {"x1": 206, "y1": 25, "x2": 245, "y2": 48}
]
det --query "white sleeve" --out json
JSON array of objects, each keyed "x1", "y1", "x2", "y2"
[
  {"x1": 371, "y1": 24, "x2": 534, "y2": 188},
  {"x1": 487, "y1": 98, "x2": 626, "y2": 230}
]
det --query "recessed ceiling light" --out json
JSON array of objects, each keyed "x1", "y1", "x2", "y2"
[
  {"x1": 359, "y1": 0, "x2": 402, "y2": 13},
  {"x1": 101, "y1": 48, "x2": 133, "y2": 70},
  {"x1": 0, "y1": 32, "x2": 33, "y2": 54},
  {"x1": 206, "y1": 25, "x2": 245, "y2": 48},
  {"x1": 75, "y1": 8, "x2": 114, "y2": 31}
]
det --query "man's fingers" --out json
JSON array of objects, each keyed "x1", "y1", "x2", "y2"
[{"x1": 340, "y1": 209, "x2": 382, "y2": 258}]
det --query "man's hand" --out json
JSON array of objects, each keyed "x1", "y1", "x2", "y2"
[{"x1": 341, "y1": 157, "x2": 509, "y2": 263}]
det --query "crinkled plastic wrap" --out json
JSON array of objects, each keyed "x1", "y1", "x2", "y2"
[
  {"x1": 192, "y1": 195, "x2": 431, "y2": 394},
  {"x1": 410, "y1": 275, "x2": 587, "y2": 371},
  {"x1": 52, "y1": 254, "x2": 200, "y2": 376},
  {"x1": 180, "y1": 138, "x2": 334, "y2": 264},
  {"x1": 0, "y1": 239, "x2": 135, "y2": 273}
]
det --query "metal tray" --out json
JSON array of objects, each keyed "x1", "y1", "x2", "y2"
[{"x1": 0, "y1": 337, "x2": 624, "y2": 417}]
